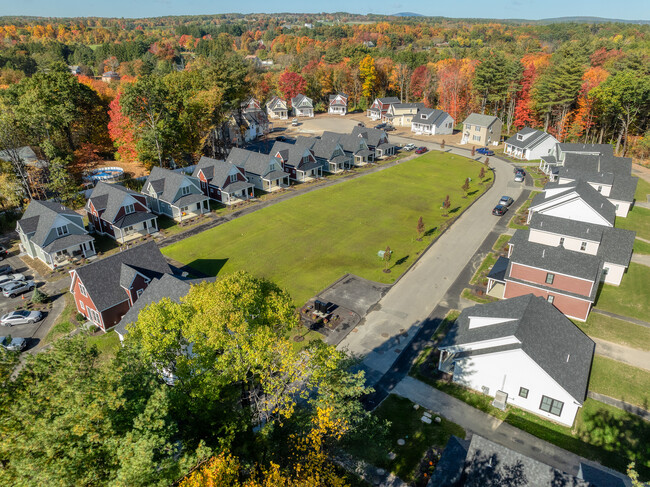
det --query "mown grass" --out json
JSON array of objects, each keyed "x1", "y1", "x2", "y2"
[
  {"x1": 635, "y1": 176, "x2": 650, "y2": 202},
  {"x1": 589, "y1": 356, "x2": 650, "y2": 409},
  {"x1": 595, "y1": 263, "x2": 650, "y2": 322},
  {"x1": 43, "y1": 292, "x2": 78, "y2": 344},
  {"x1": 633, "y1": 238, "x2": 650, "y2": 255},
  {"x1": 86, "y1": 331, "x2": 121, "y2": 362},
  {"x1": 575, "y1": 312, "x2": 650, "y2": 351},
  {"x1": 616, "y1": 207, "x2": 650, "y2": 241},
  {"x1": 461, "y1": 288, "x2": 497, "y2": 304},
  {"x1": 164, "y1": 152, "x2": 490, "y2": 305},
  {"x1": 492, "y1": 233, "x2": 512, "y2": 252},
  {"x1": 469, "y1": 252, "x2": 497, "y2": 285}
]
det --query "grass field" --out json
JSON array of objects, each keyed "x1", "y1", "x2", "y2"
[
  {"x1": 635, "y1": 176, "x2": 650, "y2": 202},
  {"x1": 633, "y1": 238, "x2": 650, "y2": 255},
  {"x1": 575, "y1": 313, "x2": 650, "y2": 351},
  {"x1": 589, "y1": 356, "x2": 650, "y2": 408},
  {"x1": 492, "y1": 233, "x2": 512, "y2": 252},
  {"x1": 163, "y1": 152, "x2": 490, "y2": 305},
  {"x1": 470, "y1": 252, "x2": 497, "y2": 285},
  {"x1": 595, "y1": 263, "x2": 650, "y2": 322},
  {"x1": 616, "y1": 206, "x2": 650, "y2": 241}
]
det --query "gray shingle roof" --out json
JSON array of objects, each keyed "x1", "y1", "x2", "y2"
[
  {"x1": 598, "y1": 226, "x2": 636, "y2": 267},
  {"x1": 439, "y1": 294, "x2": 595, "y2": 402},
  {"x1": 291, "y1": 93, "x2": 313, "y2": 108},
  {"x1": 486, "y1": 256, "x2": 509, "y2": 282},
  {"x1": 608, "y1": 176, "x2": 638, "y2": 203},
  {"x1": 321, "y1": 131, "x2": 370, "y2": 155},
  {"x1": 87, "y1": 182, "x2": 151, "y2": 224},
  {"x1": 271, "y1": 139, "x2": 316, "y2": 168},
  {"x1": 144, "y1": 167, "x2": 202, "y2": 206},
  {"x1": 113, "y1": 211, "x2": 156, "y2": 229},
  {"x1": 557, "y1": 143, "x2": 613, "y2": 156},
  {"x1": 463, "y1": 113, "x2": 500, "y2": 128},
  {"x1": 412, "y1": 108, "x2": 451, "y2": 127},
  {"x1": 376, "y1": 97, "x2": 400, "y2": 104},
  {"x1": 226, "y1": 148, "x2": 282, "y2": 177},
  {"x1": 310, "y1": 133, "x2": 343, "y2": 159},
  {"x1": 351, "y1": 126, "x2": 388, "y2": 148},
  {"x1": 194, "y1": 156, "x2": 246, "y2": 189},
  {"x1": 504, "y1": 128, "x2": 557, "y2": 150},
  {"x1": 531, "y1": 181, "x2": 616, "y2": 226},
  {"x1": 43, "y1": 233, "x2": 94, "y2": 253},
  {"x1": 73, "y1": 241, "x2": 171, "y2": 312},
  {"x1": 328, "y1": 93, "x2": 347, "y2": 105},
  {"x1": 17, "y1": 200, "x2": 85, "y2": 247},
  {"x1": 266, "y1": 96, "x2": 287, "y2": 111}
]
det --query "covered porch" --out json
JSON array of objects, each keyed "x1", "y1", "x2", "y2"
[
  {"x1": 486, "y1": 256, "x2": 509, "y2": 299},
  {"x1": 353, "y1": 149, "x2": 375, "y2": 165},
  {"x1": 376, "y1": 143, "x2": 397, "y2": 158},
  {"x1": 504, "y1": 145, "x2": 526, "y2": 160},
  {"x1": 295, "y1": 162, "x2": 322, "y2": 182},
  {"x1": 113, "y1": 213, "x2": 159, "y2": 244},
  {"x1": 222, "y1": 181, "x2": 255, "y2": 205},
  {"x1": 366, "y1": 109, "x2": 381, "y2": 120},
  {"x1": 412, "y1": 123, "x2": 435, "y2": 135},
  {"x1": 173, "y1": 194, "x2": 210, "y2": 222},
  {"x1": 44, "y1": 235, "x2": 96, "y2": 269},
  {"x1": 328, "y1": 105, "x2": 346, "y2": 115},
  {"x1": 262, "y1": 171, "x2": 290, "y2": 192},
  {"x1": 324, "y1": 155, "x2": 350, "y2": 173}
]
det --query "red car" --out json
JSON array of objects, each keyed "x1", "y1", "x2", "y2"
[{"x1": 415, "y1": 146, "x2": 428, "y2": 154}]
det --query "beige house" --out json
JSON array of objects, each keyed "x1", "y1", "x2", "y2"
[
  {"x1": 461, "y1": 113, "x2": 502, "y2": 146},
  {"x1": 383, "y1": 102, "x2": 425, "y2": 126}
]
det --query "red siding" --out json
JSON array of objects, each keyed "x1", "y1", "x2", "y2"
[
  {"x1": 509, "y1": 263, "x2": 593, "y2": 296},
  {"x1": 126, "y1": 274, "x2": 150, "y2": 305},
  {"x1": 504, "y1": 281, "x2": 592, "y2": 321},
  {"x1": 71, "y1": 274, "x2": 104, "y2": 330},
  {"x1": 101, "y1": 301, "x2": 131, "y2": 330}
]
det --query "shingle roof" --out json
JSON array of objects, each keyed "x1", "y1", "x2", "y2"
[
  {"x1": 194, "y1": 156, "x2": 246, "y2": 189},
  {"x1": 531, "y1": 181, "x2": 616, "y2": 226},
  {"x1": 608, "y1": 176, "x2": 638, "y2": 203},
  {"x1": 291, "y1": 94, "x2": 312, "y2": 107},
  {"x1": 351, "y1": 126, "x2": 388, "y2": 148},
  {"x1": 270, "y1": 140, "x2": 317, "y2": 168},
  {"x1": 463, "y1": 113, "x2": 500, "y2": 127},
  {"x1": 17, "y1": 200, "x2": 84, "y2": 247},
  {"x1": 266, "y1": 96, "x2": 287, "y2": 111},
  {"x1": 226, "y1": 148, "x2": 280, "y2": 177},
  {"x1": 377, "y1": 97, "x2": 400, "y2": 104},
  {"x1": 113, "y1": 211, "x2": 157, "y2": 229},
  {"x1": 439, "y1": 294, "x2": 595, "y2": 402},
  {"x1": 87, "y1": 182, "x2": 150, "y2": 224},
  {"x1": 321, "y1": 131, "x2": 369, "y2": 155},
  {"x1": 411, "y1": 108, "x2": 450, "y2": 126},
  {"x1": 328, "y1": 93, "x2": 348, "y2": 105},
  {"x1": 73, "y1": 241, "x2": 171, "y2": 312},
  {"x1": 144, "y1": 167, "x2": 202, "y2": 206},
  {"x1": 43, "y1": 233, "x2": 94, "y2": 253},
  {"x1": 504, "y1": 128, "x2": 557, "y2": 150},
  {"x1": 557, "y1": 143, "x2": 613, "y2": 156},
  {"x1": 310, "y1": 133, "x2": 343, "y2": 159}
]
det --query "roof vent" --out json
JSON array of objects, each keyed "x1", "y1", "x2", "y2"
[
  {"x1": 566, "y1": 353, "x2": 570, "y2": 363},
  {"x1": 542, "y1": 249, "x2": 546, "y2": 258}
]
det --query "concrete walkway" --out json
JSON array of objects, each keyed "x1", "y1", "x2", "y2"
[
  {"x1": 632, "y1": 252, "x2": 650, "y2": 267},
  {"x1": 593, "y1": 338, "x2": 650, "y2": 371},
  {"x1": 392, "y1": 376, "x2": 589, "y2": 477},
  {"x1": 592, "y1": 308, "x2": 650, "y2": 328},
  {"x1": 587, "y1": 391, "x2": 650, "y2": 421},
  {"x1": 337, "y1": 149, "x2": 523, "y2": 384}
]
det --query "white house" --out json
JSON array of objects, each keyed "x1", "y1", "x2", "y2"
[
  {"x1": 411, "y1": 108, "x2": 454, "y2": 136},
  {"x1": 328, "y1": 93, "x2": 348, "y2": 115},
  {"x1": 266, "y1": 96, "x2": 289, "y2": 120},
  {"x1": 437, "y1": 294, "x2": 595, "y2": 427},
  {"x1": 291, "y1": 94, "x2": 314, "y2": 118},
  {"x1": 504, "y1": 128, "x2": 559, "y2": 161}
]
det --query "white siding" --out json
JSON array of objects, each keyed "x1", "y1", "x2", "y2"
[
  {"x1": 526, "y1": 136, "x2": 559, "y2": 161},
  {"x1": 527, "y1": 229, "x2": 599, "y2": 255},
  {"x1": 531, "y1": 199, "x2": 612, "y2": 226},
  {"x1": 452, "y1": 348, "x2": 582, "y2": 426},
  {"x1": 442, "y1": 336, "x2": 520, "y2": 353},
  {"x1": 610, "y1": 200, "x2": 631, "y2": 218},
  {"x1": 602, "y1": 263, "x2": 626, "y2": 285}
]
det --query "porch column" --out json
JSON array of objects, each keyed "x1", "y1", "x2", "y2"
[
  {"x1": 120, "y1": 228, "x2": 125, "y2": 244},
  {"x1": 153, "y1": 218, "x2": 158, "y2": 231},
  {"x1": 90, "y1": 240, "x2": 95, "y2": 255}
]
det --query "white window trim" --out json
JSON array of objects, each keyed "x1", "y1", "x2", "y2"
[{"x1": 79, "y1": 283, "x2": 88, "y2": 297}]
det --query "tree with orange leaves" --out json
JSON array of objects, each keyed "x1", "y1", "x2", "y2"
[
  {"x1": 107, "y1": 90, "x2": 138, "y2": 162},
  {"x1": 435, "y1": 58, "x2": 477, "y2": 121}
]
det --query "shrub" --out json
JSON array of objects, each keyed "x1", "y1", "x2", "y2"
[
  {"x1": 76, "y1": 313, "x2": 86, "y2": 323},
  {"x1": 31, "y1": 288, "x2": 47, "y2": 304}
]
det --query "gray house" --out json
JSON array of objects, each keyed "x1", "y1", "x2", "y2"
[
  {"x1": 226, "y1": 148, "x2": 290, "y2": 192},
  {"x1": 411, "y1": 108, "x2": 454, "y2": 136},
  {"x1": 351, "y1": 126, "x2": 396, "y2": 158},
  {"x1": 17, "y1": 200, "x2": 96, "y2": 269},
  {"x1": 504, "y1": 128, "x2": 559, "y2": 161},
  {"x1": 291, "y1": 94, "x2": 314, "y2": 117},
  {"x1": 142, "y1": 167, "x2": 209, "y2": 222},
  {"x1": 192, "y1": 156, "x2": 254, "y2": 204},
  {"x1": 322, "y1": 131, "x2": 375, "y2": 165},
  {"x1": 308, "y1": 133, "x2": 353, "y2": 173},
  {"x1": 271, "y1": 139, "x2": 322, "y2": 182}
]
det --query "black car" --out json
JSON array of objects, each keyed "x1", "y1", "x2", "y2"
[
  {"x1": 0, "y1": 245, "x2": 7, "y2": 261},
  {"x1": 0, "y1": 264, "x2": 12, "y2": 276},
  {"x1": 492, "y1": 204, "x2": 508, "y2": 216},
  {"x1": 374, "y1": 123, "x2": 386, "y2": 129},
  {"x1": 275, "y1": 135, "x2": 288, "y2": 142},
  {"x1": 357, "y1": 122, "x2": 365, "y2": 127},
  {"x1": 384, "y1": 125, "x2": 395, "y2": 131}
]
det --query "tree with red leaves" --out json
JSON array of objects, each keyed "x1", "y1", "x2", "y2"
[
  {"x1": 410, "y1": 65, "x2": 433, "y2": 105},
  {"x1": 513, "y1": 63, "x2": 537, "y2": 129},
  {"x1": 107, "y1": 91, "x2": 138, "y2": 162},
  {"x1": 278, "y1": 70, "x2": 307, "y2": 105}
]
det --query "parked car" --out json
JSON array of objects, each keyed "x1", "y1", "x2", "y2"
[
  {"x1": 492, "y1": 204, "x2": 508, "y2": 216},
  {"x1": 0, "y1": 245, "x2": 8, "y2": 260},
  {"x1": 291, "y1": 118, "x2": 299, "y2": 126},
  {"x1": 415, "y1": 146, "x2": 428, "y2": 154},
  {"x1": 1, "y1": 280, "x2": 35, "y2": 298},
  {"x1": 1, "y1": 310, "x2": 43, "y2": 326},
  {"x1": 0, "y1": 264, "x2": 12, "y2": 276},
  {"x1": 275, "y1": 135, "x2": 288, "y2": 142},
  {"x1": 0, "y1": 336, "x2": 27, "y2": 352},
  {"x1": 384, "y1": 125, "x2": 395, "y2": 132},
  {"x1": 0, "y1": 273, "x2": 26, "y2": 286},
  {"x1": 476, "y1": 147, "x2": 495, "y2": 156},
  {"x1": 498, "y1": 196, "x2": 514, "y2": 207},
  {"x1": 357, "y1": 122, "x2": 365, "y2": 127},
  {"x1": 374, "y1": 123, "x2": 386, "y2": 129},
  {"x1": 403, "y1": 143, "x2": 416, "y2": 151},
  {"x1": 514, "y1": 168, "x2": 526, "y2": 182}
]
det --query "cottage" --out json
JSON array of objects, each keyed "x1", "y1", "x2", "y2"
[
  {"x1": 351, "y1": 126, "x2": 396, "y2": 158},
  {"x1": 86, "y1": 182, "x2": 158, "y2": 243},
  {"x1": 193, "y1": 156, "x2": 254, "y2": 204},
  {"x1": 383, "y1": 102, "x2": 424, "y2": 126},
  {"x1": 461, "y1": 113, "x2": 502, "y2": 146},
  {"x1": 266, "y1": 96, "x2": 289, "y2": 120},
  {"x1": 271, "y1": 139, "x2": 322, "y2": 182},
  {"x1": 17, "y1": 200, "x2": 96, "y2": 269},
  {"x1": 226, "y1": 148, "x2": 290, "y2": 191},
  {"x1": 539, "y1": 143, "x2": 612, "y2": 177},
  {"x1": 69, "y1": 241, "x2": 171, "y2": 331},
  {"x1": 438, "y1": 295, "x2": 595, "y2": 426},
  {"x1": 411, "y1": 108, "x2": 454, "y2": 136},
  {"x1": 241, "y1": 97, "x2": 262, "y2": 112},
  {"x1": 101, "y1": 71, "x2": 121, "y2": 83},
  {"x1": 328, "y1": 93, "x2": 348, "y2": 116},
  {"x1": 504, "y1": 128, "x2": 559, "y2": 161},
  {"x1": 291, "y1": 94, "x2": 314, "y2": 118},
  {"x1": 321, "y1": 131, "x2": 374, "y2": 166},
  {"x1": 142, "y1": 167, "x2": 209, "y2": 222},
  {"x1": 366, "y1": 97, "x2": 400, "y2": 121},
  {"x1": 309, "y1": 132, "x2": 353, "y2": 173},
  {"x1": 227, "y1": 109, "x2": 270, "y2": 145}
]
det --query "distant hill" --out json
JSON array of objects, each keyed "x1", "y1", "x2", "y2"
[
  {"x1": 392, "y1": 12, "x2": 425, "y2": 17},
  {"x1": 515, "y1": 16, "x2": 650, "y2": 24}
]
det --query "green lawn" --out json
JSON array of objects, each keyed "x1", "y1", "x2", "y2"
[
  {"x1": 616, "y1": 207, "x2": 650, "y2": 241},
  {"x1": 43, "y1": 292, "x2": 78, "y2": 344},
  {"x1": 461, "y1": 288, "x2": 497, "y2": 304},
  {"x1": 595, "y1": 263, "x2": 650, "y2": 322},
  {"x1": 87, "y1": 331, "x2": 121, "y2": 362},
  {"x1": 633, "y1": 238, "x2": 650, "y2": 255},
  {"x1": 492, "y1": 233, "x2": 512, "y2": 252},
  {"x1": 589, "y1": 356, "x2": 650, "y2": 408},
  {"x1": 635, "y1": 177, "x2": 650, "y2": 202},
  {"x1": 470, "y1": 252, "x2": 497, "y2": 285},
  {"x1": 575, "y1": 313, "x2": 650, "y2": 351},
  {"x1": 163, "y1": 152, "x2": 490, "y2": 305},
  {"x1": 346, "y1": 395, "x2": 465, "y2": 482}
]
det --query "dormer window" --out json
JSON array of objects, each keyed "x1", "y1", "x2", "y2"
[
  {"x1": 517, "y1": 134, "x2": 524, "y2": 141},
  {"x1": 124, "y1": 204, "x2": 135, "y2": 214},
  {"x1": 597, "y1": 185, "x2": 602, "y2": 193},
  {"x1": 56, "y1": 225, "x2": 69, "y2": 237},
  {"x1": 580, "y1": 241, "x2": 587, "y2": 251},
  {"x1": 229, "y1": 173, "x2": 237, "y2": 183},
  {"x1": 181, "y1": 186, "x2": 190, "y2": 196}
]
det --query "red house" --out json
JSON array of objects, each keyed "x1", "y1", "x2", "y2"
[
  {"x1": 192, "y1": 156, "x2": 255, "y2": 205},
  {"x1": 69, "y1": 241, "x2": 172, "y2": 331},
  {"x1": 366, "y1": 97, "x2": 400, "y2": 121}
]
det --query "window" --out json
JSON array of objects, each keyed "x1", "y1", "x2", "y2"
[
  {"x1": 602, "y1": 267, "x2": 609, "y2": 276},
  {"x1": 545, "y1": 273, "x2": 555, "y2": 285},
  {"x1": 547, "y1": 295, "x2": 555, "y2": 304},
  {"x1": 79, "y1": 301, "x2": 85, "y2": 311},
  {"x1": 615, "y1": 204, "x2": 619, "y2": 211},
  {"x1": 89, "y1": 308, "x2": 101, "y2": 325},
  {"x1": 519, "y1": 387, "x2": 529, "y2": 399},
  {"x1": 475, "y1": 125, "x2": 480, "y2": 132},
  {"x1": 229, "y1": 173, "x2": 237, "y2": 183},
  {"x1": 136, "y1": 288, "x2": 144, "y2": 298},
  {"x1": 559, "y1": 237, "x2": 565, "y2": 246},
  {"x1": 517, "y1": 134, "x2": 524, "y2": 141},
  {"x1": 56, "y1": 225, "x2": 69, "y2": 237},
  {"x1": 539, "y1": 395, "x2": 564, "y2": 416},
  {"x1": 597, "y1": 185, "x2": 602, "y2": 192},
  {"x1": 124, "y1": 204, "x2": 135, "y2": 214},
  {"x1": 79, "y1": 283, "x2": 88, "y2": 297},
  {"x1": 580, "y1": 241, "x2": 587, "y2": 251},
  {"x1": 181, "y1": 185, "x2": 190, "y2": 195},
  {"x1": 472, "y1": 135, "x2": 481, "y2": 142}
]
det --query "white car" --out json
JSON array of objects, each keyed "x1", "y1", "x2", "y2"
[
  {"x1": 291, "y1": 118, "x2": 299, "y2": 126},
  {"x1": 403, "y1": 143, "x2": 416, "y2": 151},
  {"x1": 1, "y1": 310, "x2": 43, "y2": 326},
  {"x1": 0, "y1": 273, "x2": 26, "y2": 286}
]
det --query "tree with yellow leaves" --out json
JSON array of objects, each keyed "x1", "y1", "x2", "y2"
[{"x1": 359, "y1": 55, "x2": 377, "y2": 99}]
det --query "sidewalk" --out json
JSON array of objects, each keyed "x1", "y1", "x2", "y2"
[
  {"x1": 592, "y1": 308, "x2": 650, "y2": 328},
  {"x1": 593, "y1": 338, "x2": 650, "y2": 371},
  {"x1": 392, "y1": 376, "x2": 590, "y2": 477},
  {"x1": 631, "y1": 252, "x2": 650, "y2": 268}
]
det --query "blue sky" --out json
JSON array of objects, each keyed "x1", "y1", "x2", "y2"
[{"x1": 2, "y1": 0, "x2": 649, "y2": 21}]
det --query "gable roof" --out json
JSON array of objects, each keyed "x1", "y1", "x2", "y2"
[
  {"x1": 193, "y1": 156, "x2": 244, "y2": 188},
  {"x1": 144, "y1": 167, "x2": 200, "y2": 205},
  {"x1": 463, "y1": 113, "x2": 501, "y2": 128},
  {"x1": 505, "y1": 128, "x2": 558, "y2": 150},
  {"x1": 322, "y1": 131, "x2": 369, "y2": 154},
  {"x1": 531, "y1": 181, "x2": 617, "y2": 226},
  {"x1": 310, "y1": 132, "x2": 345, "y2": 159},
  {"x1": 351, "y1": 125, "x2": 387, "y2": 148},
  {"x1": 376, "y1": 96, "x2": 400, "y2": 105},
  {"x1": 291, "y1": 93, "x2": 313, "y2": 107},
  {"x1": 17, "y1": 200, "x2": 84, "y2": 247},
  {"x1": 266, "y1": 96, "x2": 287, "y2": 111},
  {"x1": 87, "y1": 182, "x2": 148, "y2": 224},
  {"x1": 271, "y1": 139, "x2": 316, "y2": 167},
  {"x1": 73, "y1": 241, "x2": 172, "y2": 312},
  {"x1": 412, "y1": 108, "x2": 451, "y2": 126},
  {"x1": 226, "y1": 148, "x2": 282, "y2": 177},
  {"x1": 328, "y1": 93, "x2": 348, "y2": 105},
  {"x1": 439, "y1": 294, "x2": 595, "y2": 402},
  {"x1": 557, "y1": 143, "x2": 614, "y2": 157}
]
